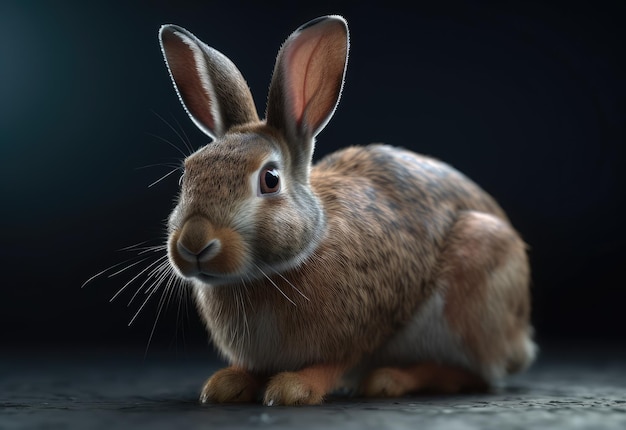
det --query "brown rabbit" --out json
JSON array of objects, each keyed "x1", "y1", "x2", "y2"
[{"x1": 158, "y1": 15, "x2": 536, "y2": 406}]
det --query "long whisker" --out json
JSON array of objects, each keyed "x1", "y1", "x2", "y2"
[
  {"x1": 242, "y1": 274, "x2": 255, "y2": 309},
  {"x1": 167, "y1": 276, "x2": 184, "y2": 351},
  {"x1": 145, "y1": 132, "x2": 189, "y2": 159},
  {"x1": 136, "y1": 245, "x2": 168, "y2": 255},
  {"x1": 135, "y1": 162, "x2": 181, "y2": 171},
  {"x1": 237, "y1": 280, "x2": 251, "y2": 343},
  {"x1": 142, "y1": 261, "x2": 174, "y2": 297},
  {"x1": 181, "y1": 279, "x2": 193, "y2": 346},
  {"x1": 110, "y1": 255, "x2": 169, "y2": 302},
  {"x1": 174, "y1": 277, "x2": 187, "y2": 352},
  {"x1": 85, "y1": 235, "x2": 181, "y2": 354},
  {"x1": 128, "y1": 258, "x2": 171, "y2": 306},
  {"x1": 117, "y1": 240, "x2": 151, "y2": 252},
  {"x1": 128, "y1": 270, "x2": 168, "y2": 326},
  {"x1": 148, "y1": 166, "x2": 181, "y2": 188},
  {"x1": 170, "y1": 114, "x2": 194, "y2": 155},
  {"x1": 267, "y1": 265, "x2": 310, "y2": 302},
  {"x1": 144, "y1": 267, "x2": 176, "y2": 357},
  {"x1": 254, "y1": 263, "x2": 296, "y2": 306},
  {"x1": 107, "y1": 257, "x2": 151, "y2": 278},
  {"x1": 81, "y1": 258, "x2": 134, "y2": 289},
  {"x1": 151, "y1": 110, "x2": 194, "y2": 156}
]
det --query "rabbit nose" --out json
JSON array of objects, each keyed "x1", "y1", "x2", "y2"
[
  {"x1": 176, "y1": 216, "x2": 221, "y2": 263},
  {"x1": 177, "y1": 238, "x2": 221, "y2": 263}
]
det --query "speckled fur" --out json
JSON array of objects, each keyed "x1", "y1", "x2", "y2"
[{"x1": 159, "y1": 16, "x2": 535, "y2": 405}]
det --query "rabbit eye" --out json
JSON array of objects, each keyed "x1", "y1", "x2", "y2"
[{"x1": 259, "y1": 168, "x2": 280, "y2": 195}]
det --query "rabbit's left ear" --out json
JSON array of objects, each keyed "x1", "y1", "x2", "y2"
[
  {"x1": 266, "y1": 16, "x2": 349, "y2": 148},
  {"x1": 159, "y1": 25, "x2": 259, "y2": 140}
]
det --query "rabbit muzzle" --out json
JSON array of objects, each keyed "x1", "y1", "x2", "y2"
[{"x1": 168, "y1": 215, "x2": 248, "y2": 283}]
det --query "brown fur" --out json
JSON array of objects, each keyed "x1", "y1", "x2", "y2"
[
  {"x1": 438, "y1": 211, "x2": 532, "y2": 375},
  {"x1": 158, "y1": 16, "x2": 535, "y2": 406},
  {"x1": 263, "y1": 364, "x2": 347, "y2": 405},
  {"x1": 190, "y1": 143, "x2": 533, "y2": 399},
  {"x1": 169, "y1": 216, "x2": 248, "y2": 275},
  {"x1": 363, "y1": 362, "x2": 489, "y2": 397},
  {"x1": 201, "y1": 366, "x2": 264, "y2": 403}
]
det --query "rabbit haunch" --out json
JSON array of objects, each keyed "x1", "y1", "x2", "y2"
[{"x1": 158, "y1": 15, "x2": 535, "y2": 405}]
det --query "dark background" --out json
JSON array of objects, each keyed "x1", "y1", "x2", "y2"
[{"x1": 1, "y1": 0, "x2": 624, "y2": 353}]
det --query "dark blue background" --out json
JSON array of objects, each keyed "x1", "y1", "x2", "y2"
[{"x1": 1, "y1": 0, "x2": 624, "y2": 349}]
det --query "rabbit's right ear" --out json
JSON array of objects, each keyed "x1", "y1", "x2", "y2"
[
  {"x1": 159, "y1": 25, "x2": 259, "y2": 140},
  {"x1": 266, "y1": 16, "x2": 349, "y2": 172}
]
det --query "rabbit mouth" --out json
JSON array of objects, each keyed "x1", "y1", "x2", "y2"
[
  {"x1": 196, "y1": 271, "x2": 241, "y2": 285},
  {"x1": 173, "y1": 263, "x2": 250, "y2": 286},
  {"x1": 197, "y1": 272, "x2": 220, "y2": 283}
]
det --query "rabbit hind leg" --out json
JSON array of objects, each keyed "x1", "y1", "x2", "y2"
[
  {"x1": 363, "y1": 210, "x2": 534, "y2": 398},
  {"x1": 362, "y1": 362, "x2": 488, "y2": 398},
  {"x1": 438, "y1": 210, "x2": 536, "y2": 380}
]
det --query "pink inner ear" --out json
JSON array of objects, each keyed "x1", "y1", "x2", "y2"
[
  {"x1": 282, "y1": 35, "x2": 321, "y2": 129},
  {"x1": 281, "y1": 22, "x2": 347, "y2": 135}
]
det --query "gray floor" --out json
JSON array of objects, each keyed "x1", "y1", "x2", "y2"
[{"x1": 2, "y1": 343, "x2": 625, "y2": 429}]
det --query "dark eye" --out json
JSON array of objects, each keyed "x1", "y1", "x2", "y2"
[{"x1": 259, "y1": 168, "x2": 280, "y2": 195}]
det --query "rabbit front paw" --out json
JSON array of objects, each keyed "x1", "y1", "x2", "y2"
[
  {"x1": 200, "y1": 367, "x2": 260, "y2": 404},
  {"x1": 263, "y1": 372, "x2": 325, "y2": 406}
]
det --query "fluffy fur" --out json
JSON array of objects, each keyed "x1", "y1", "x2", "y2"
[{"x1": 158, "y1": 15, "x2": 536, "y2": 406}]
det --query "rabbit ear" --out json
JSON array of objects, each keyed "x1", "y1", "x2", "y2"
[
  {"x1": 266, "y1": 16, "x2": 349, "y2": 164},
  {"x1": 159, "y1": 25, "x2": 259, "y2": 139}
]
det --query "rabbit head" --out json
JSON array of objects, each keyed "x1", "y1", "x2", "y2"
[{"x1": 159, "y1": 16, "x2": 349, "y2": 285}]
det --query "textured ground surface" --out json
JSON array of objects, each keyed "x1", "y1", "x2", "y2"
[{"x1": 2, "y1": 343, "x2": 625, "y2": 429}]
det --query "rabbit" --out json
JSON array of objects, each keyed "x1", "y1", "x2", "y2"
[{"x1": 158, "y1": 15, "x2": 536, "y2": 406}]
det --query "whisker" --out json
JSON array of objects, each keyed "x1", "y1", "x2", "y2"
[
  {"x1": 181, "y1": 279, "x2": 193, "y2": 344},
  {"x1": 142, "y1": 261, "x2": 174, "y2": 297},
  {"x1": 148, "y1": 166, "x2": 182, "y2": 188},
  {"x1": 83, "y1": 255, "x2": 154, "y2": 289},
  {"x1": 110, "y1": 255, "x2": 169, "y2": 303},
  {"x1": 144, "y1": 268, "x2": 177, "y2": 357},
  {"x1": 136, "y1": 245, "x2": 168, "y2": 255},
  {"x1": 174, "y1": 277, "x2": 187, "y2": 352},
  {"x1": 237, "y1": 281, "x2": 251, "y2": 343},
  {"x1": 117, "y1": 241, "x2": 151, "y2": 252},
  {"x1": 254, "y1": 263, "x2": 296, "y2": 306},
  {"x1": 151, "y1": 110, "x2": 194, "y2": 156},
  {"x1": 168, "y1": 277, "x2": 185, "y2": 352},
  {"x1": 128, "y1": 258, "x2": 171, "y2": 306},
  {"x1": 108, "y1": 257, "x2": 151, "y2": 278},
  {"x1": 85, "y1": 235, "x2": 180, "y2": 352},
  {"x1": 145, "y1": 132, "x2": 189, "y2": 159},
  {"x1": 113, "y1": 242, "x2": 167, "y2": 255},
  {"x1": 267, "y1": 265, "x2": 310, "y2": 302},
  {"x1": 135, "y1": 162, "x2": 181, "y2": 171},
  {"x1": 171, "y1": 114, "x2": 194, "y2": 155},
  {"x1": 128, "y1": 267, "x2": 170, "y2": 327},
  {"x1": 81, "y1": 258, "x2": 134, "y2": 289},
  {"x1": 242, "y1": 274, "x2": 255, "y2": 309}
]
